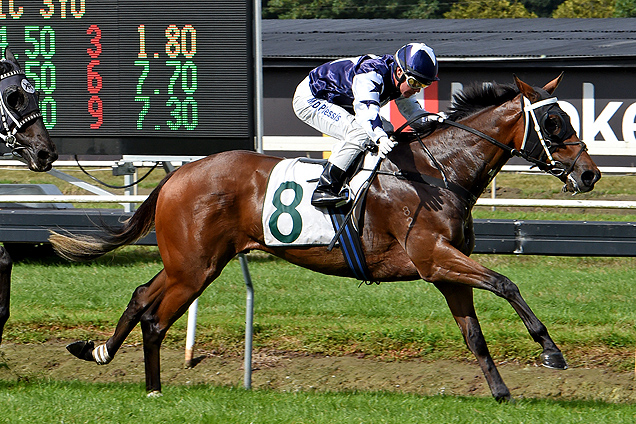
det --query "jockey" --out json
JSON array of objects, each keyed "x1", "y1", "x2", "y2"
[{"x1": 293, "y1": 42, "x2": 439, "y2": 208}]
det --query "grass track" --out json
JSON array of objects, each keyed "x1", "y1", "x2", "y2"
[
  {"x1": 1, "y1": 168, "x2": 636, "y2": 419},
  {"x1": 4, "y1": 249, "x2": 635, "y2": 371},
  {"x1": 0, "y1": 380, "x2": 635, "y2": 424}
]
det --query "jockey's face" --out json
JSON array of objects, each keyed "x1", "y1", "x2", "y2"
[{"x1": 394, "y1": 67, "x2": 421, "y2": 98}]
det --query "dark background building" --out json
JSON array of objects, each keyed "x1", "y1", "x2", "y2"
[{"x1": 262, "y1": 18, "x2": 636, "y2": 166}]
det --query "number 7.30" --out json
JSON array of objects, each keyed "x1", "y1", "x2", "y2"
[{"x1": 134, "y1": 95, "x2": 198, "y2": 131}]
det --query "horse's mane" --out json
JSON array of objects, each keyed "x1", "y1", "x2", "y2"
[
  {"x1": 393, "y1": 81, "x2": 520, "y2": 142},
  {"x1": 447, "y1": 82, "x2": 519, "y2": 121}
]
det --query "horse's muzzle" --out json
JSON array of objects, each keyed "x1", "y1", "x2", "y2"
[
  {"x1": 21, "y1": 146, "x2": 58, "y2": 172},
  {"x1": 564, "y1": 168, "x2": 601, "y2": 194}
]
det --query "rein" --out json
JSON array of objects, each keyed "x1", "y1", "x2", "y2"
[
  {"x1": 395, "y1": 110, "x2": 567, "y2": 172},
  {"x1": 392, "y1": 93, "x2": 588, "y2": 194}
]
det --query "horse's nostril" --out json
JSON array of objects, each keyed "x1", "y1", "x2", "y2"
[
  {"x1": 581, "y1": 170, "x2": 599, "y2": 187},
  {"x1": 37, "y1": 149, "x2": 57, "y2": 163}
]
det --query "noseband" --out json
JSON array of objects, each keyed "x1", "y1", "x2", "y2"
[{"x1": 0, "y1": 64, "x2": 43, "y2": 152}]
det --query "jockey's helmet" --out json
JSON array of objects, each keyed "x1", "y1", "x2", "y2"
[{"x1": 394, "y1": 43, "x2": 439, "y2": 87}]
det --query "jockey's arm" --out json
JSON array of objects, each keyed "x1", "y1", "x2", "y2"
[
  {"x1": 395, "y1": 96, "x2": 429, "y2": 130},
  {"x1": 351, "y1": 71, "x2": 388, "y2": 142}
]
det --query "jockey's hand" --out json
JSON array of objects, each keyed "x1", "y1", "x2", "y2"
[{"x1": 376, "y1": 136, "x2": 397, "y2": 158}]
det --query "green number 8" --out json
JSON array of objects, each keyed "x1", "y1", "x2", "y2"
[{"x1": 269, "y1": 181, "x2": 303, "y2": 243}]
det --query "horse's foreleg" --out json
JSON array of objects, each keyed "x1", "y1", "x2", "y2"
[
  {"x1": 67, "y1": 271, "x2": 165, "y2": 365},
  {"x1": 429, "y1": 245, "x2": 567, "y2": 370},
  {"x1": 434, "y1": 282, "x2": 511, "y2": 402},
  {"x1": 495, "y1": 274, "x2": 567, "y2": 369},
  {"x1": 0, "y1": 246, "x2": 12, "y2": 344}
]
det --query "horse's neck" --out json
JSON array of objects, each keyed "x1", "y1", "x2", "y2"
[{"x1": 408, "y1": 105, "x2": 520, "y2": 201}]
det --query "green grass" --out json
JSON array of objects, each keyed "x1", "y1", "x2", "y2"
[
  {"x1": 4, "y1": 249, "x2": 635, "y2": 371},
  {"x1": 1, "y1": 166, "x2": 635, "y2": 419},
  {"x1": 473, "y1": 172, "x2": 636, "y2": 221},
  {"x1": 0, "y1": 380, "x2": 634, "y2": 424}
]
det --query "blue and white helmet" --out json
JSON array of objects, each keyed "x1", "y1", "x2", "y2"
[{"x1": 394, "y1": 43, "x2": 439, "y2": 84}]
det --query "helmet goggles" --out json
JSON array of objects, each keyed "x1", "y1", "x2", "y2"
[{"x1": 405, "y1": 74, "x2": 432, "y2": 89}]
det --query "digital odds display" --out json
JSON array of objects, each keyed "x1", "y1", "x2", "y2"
[{"x1": 1, "y1": 1, "x2": 254, "y2": 155}]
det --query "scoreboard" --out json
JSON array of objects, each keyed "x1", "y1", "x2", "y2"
[{"x1": 1, "y1": 0, "x2": 254, "y2": 155}]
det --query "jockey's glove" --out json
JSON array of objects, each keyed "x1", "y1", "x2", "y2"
[{"x1": 376, "y1": 136, "x2": 397, "y2": 158}]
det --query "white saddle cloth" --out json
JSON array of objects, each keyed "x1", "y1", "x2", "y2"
[{"x1": 262, "y1": 154, "x2": 380, "y2": 246}]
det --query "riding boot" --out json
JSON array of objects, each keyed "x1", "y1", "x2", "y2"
[{"x1": 311, "y1": 162, "x2": 348, "y2": 207}]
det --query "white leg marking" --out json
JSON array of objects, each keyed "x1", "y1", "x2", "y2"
[{"x1": 92, "y1": 343, "x2": 112, "y2": 365}]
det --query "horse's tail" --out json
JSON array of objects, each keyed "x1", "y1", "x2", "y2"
[{"x1": 49, "y1": 172, "x2": 174, "y2": 262}]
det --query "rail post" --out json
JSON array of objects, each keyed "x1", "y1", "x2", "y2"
[
  {"x1": 184, "y1": 298, "x2": 198, "y2": 368},
  {"x1": 239, "y1": 254, "x2": 254, "y2": 389}
]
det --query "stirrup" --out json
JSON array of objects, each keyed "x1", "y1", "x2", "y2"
[
  {"x1": 311, "y1": 187, "x2": 350, "y2": 208},
  {"x1": 335, "y1": 187, "x2": 352, "y2": 207}
]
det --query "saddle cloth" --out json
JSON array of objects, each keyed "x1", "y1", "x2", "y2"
[{"x1": 262, "y1": 154, "x2": 379, "y2": 247}]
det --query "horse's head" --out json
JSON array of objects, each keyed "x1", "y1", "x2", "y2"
[
  {"x1": 0, "y1": 48, "x2": 57, "y2": 171},
  {"x1": 514, "y1": 74, "x2": 600, "y2": 193}
]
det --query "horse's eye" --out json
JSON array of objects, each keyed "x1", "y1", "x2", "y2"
[
  {"x1": 4, "y1": 86, "x2": 27, "y2": 111},
  {"x1": 543, "y1": 114, "x2": 563, "y2": 136}
]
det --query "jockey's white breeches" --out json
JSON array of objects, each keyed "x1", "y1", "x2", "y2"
[{"x1": 293, "y1": 77, "x2": 390, "y2": 171}]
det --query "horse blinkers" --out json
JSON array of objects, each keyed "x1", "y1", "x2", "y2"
[
  {"x1": 521, "y1": 96, "x2": 584, "y2": 177},
  {"x1": 0, "y1": 66, "x2": 43, "y2": 149},
  {"x1": 539, "y1": 107, "x2": 575, "y2": 145}
]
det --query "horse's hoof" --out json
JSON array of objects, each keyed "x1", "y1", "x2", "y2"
[
  {"x1": 495, "y1": 394, "x2": 515, "y2": 404},
  {"x1": 66, "y1": 340, "x2": 95, "y2": 362},
  {"x1": 540, "y1": 351, "x2": 568, "y2": 370}
]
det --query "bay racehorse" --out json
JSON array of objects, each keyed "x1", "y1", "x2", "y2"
[
  {"x1": 0, "y1": 48, "x2": 58, "y2": 344},
  {"x1": 51, "y1": 74, "x2": 600, "y2": 401}
]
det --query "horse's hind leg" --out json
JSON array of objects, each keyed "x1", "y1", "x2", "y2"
[
  {"x1": 139, "y1": 282, "x2": 201, "y2": 394},
  {"x1": 66, "y1": 266, "x2": 196, "y2": 395},
  {"x1": 138, "y1": 258, "x2": 232, "y2": 394},
  {"x1": 67, "y1": 270, "x2": 165, "y2": 365},
  {"x1": 0, "y1": 246, "x2": 12, "y2": 344},
  {"x1": 434, "y1": 282, "x2": 512, "y2": 402}
]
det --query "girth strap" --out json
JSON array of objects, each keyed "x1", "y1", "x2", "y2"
[{"x1": 328, "y1": 205, "x2": 373, "y2": 282}]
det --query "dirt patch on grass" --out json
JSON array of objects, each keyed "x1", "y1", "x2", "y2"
[{"x1": 1, "y1": 341, "x2": 634, "y2": 402}]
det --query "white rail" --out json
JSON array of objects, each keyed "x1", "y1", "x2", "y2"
[{"x1": 474, "y1": 199, "x2": 636, "y2": 209}]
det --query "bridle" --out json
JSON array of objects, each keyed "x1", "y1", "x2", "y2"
[
  {"x1": 394, "y1": 92, "x2": 587, "y2": 180},
  {"x1": 519, "y1": 95, "x2": 586, "y2": 178},
  {"x1": 0, "y1": 63, "x2": 43, "y2": 153}
]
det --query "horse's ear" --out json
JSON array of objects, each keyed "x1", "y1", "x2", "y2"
[
  {"x1": 4, "y1": 47, "x2": 20, "y2": 69},
  {"x1": 542, "y1": 72, "x2": 564, "y2": 95},
  {"x1": 513, "y1": 74, "x2": 540, "y2": 102}
]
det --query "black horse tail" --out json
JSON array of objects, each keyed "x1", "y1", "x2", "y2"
[{"x1": 49, "y1": 172, "x2": 175, "y2": 262}]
